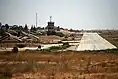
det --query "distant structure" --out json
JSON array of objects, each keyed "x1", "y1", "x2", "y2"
[{"x1": 46, "y1": 16, "x2": 57, "y2": 31}]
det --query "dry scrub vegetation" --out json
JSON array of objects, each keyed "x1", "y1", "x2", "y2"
[
  {"x1": 0, "y1": 51, "x2": 118, "y2": 79},
  {"x1": 100, "y1": 30, "x2": 118, "y2": 47}
]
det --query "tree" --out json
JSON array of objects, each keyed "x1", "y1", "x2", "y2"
[
  {"x1": 11, "y1": 25, "x2": 19, "y2": 30},
  {"x1": 30, "y1": 25, "x2": 36, "y2": 32},
  {"x1": 12, "y1": 47, "x2": 18, "y2": 53},
  {"x1": 47, "y1": 30, "x2": 56, "y2": 35},
  {"x1": 0, "y1": 22, "x2": 2, "y2": 28},
  {"x1": 69, "y1": 28, "x2": 73, "y2": 32},
  {"x1": 30, "y1": 25, "x2": 34, "y2": 32},
  {"x1": 24, "y1": 24, "x2": 28, "y2": 32},
  {"x1": 17, "y1": 31, "x2": 20, "y2": 37},
  {"x1": 0, "y1": 25, "x2": 5, "y2": 36},
  {"x1": 42, "y1": 27, "x2": 45, "y2": 29},
  {"x1": 19, "y1": 26, "x2": 23, "y2": 31},
  {"x1": 5, "y1": 24, "x2": 9, "y2": 31},
  {"x1": 57, "y1": 26, "x2": 60, "y2": 31},
  {"x1": 33, "y1": 26, "x2": 36, "y2": 32}
]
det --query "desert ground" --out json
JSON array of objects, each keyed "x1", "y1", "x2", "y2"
[
  {"x1": 99, "y1": 30, "x2": 118, "y2": 47},
  {"x1": 0, "y1": 50, "x2": 118, "y2": 79}
]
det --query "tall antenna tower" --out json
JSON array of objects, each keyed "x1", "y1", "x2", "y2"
[
  {"x1": 50, "y1": 16, "x2": 52, "y2": 22},
  {"x1": 36, "y1": 13, "x2": 37, "y2": 27}
]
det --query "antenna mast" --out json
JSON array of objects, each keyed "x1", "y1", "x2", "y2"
[
  {"x1": 36, "y1": 13, "x2": 37, "y2": 27},
  {"x1": 50, "y1": 16, "x2": 52, "y2": 22}
]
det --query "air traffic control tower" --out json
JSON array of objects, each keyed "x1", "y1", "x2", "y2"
[
  {"x1": 46, "y1": 16, "x2": 56, "y2": 31},
  {"x1": 47, "y1": 16, "x2": 54, "y2": 26}
]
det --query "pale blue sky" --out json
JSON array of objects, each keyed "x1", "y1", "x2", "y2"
[{"x1": 0, "y1": 0, "x2": 118, "y2": 30}]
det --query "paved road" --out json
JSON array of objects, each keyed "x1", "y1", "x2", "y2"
[
  {"x1": 76, "y1": 33, "x2": 117, "y2": 51},
  {"x1": 0, "y1": 44, "x2": 63, "y2": 51}
]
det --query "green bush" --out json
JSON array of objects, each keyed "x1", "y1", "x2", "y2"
[
  {"x1": 12, "y1": 47, "x2": 18, "y2": 53},
  {"x1": 40, "y1": 43, "x2": 70, "y2": 52},
  {"x1": 49, "y1": 46, "x2": 62, "y2": 50},
  {"x1": 47, "y1": 30, "x2": 56, "y2": 35},
  {"x1": 38, "y1": 45, "x2": 41, "y2": 48},
  {"x1": 16, "y1": 44, "x2": 26, "y2": 48},
  {"x1": 105, "y1": 48, "x2": 118, "y2": 53},
  {"x1": 64, "y1": 35, "x2": 68, "y2": 38},
  {"x1": 55, "y1": 32, "x2": 64, "y2": 37},
  {"x1": 58, "y1": 41, "x2": 63, "y2": 43},
  {"x1": 40, "y1": 46, "x2": 62, "y2": 52},
  {"x1": 62, "y1": 42, "x2": 70, "y2": 48},
  {"x1": 40, "y1": 49, "x2": 51, "y2": 53}
]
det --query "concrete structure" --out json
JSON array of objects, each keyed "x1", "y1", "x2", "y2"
[
  {"x1": 46, "y1": 16, "x2": 58, "y2": 31},
  {"x1": 76, "y1": 33, "x2": 117, "y2": 51}
]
